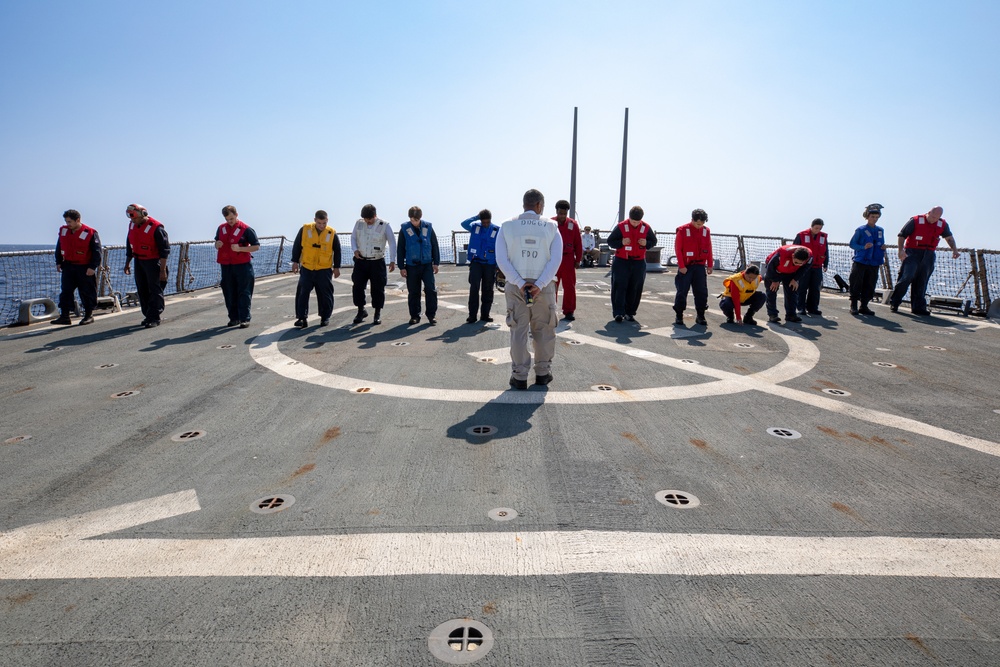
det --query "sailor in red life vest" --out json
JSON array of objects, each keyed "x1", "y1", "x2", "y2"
[
  {"x1": 551, "y1": 200, "x2": 583, "y2": 321},
  {"x1": 792, "y1": 218, "x2": 829, "y2": 315},
  {"x1": 673, "y1": 208, "x2": 713, "y2": 326},
  {"x1": 606, "y1": 205, "x2": 657, "y2": 323},
  {"x1": 123, "y1": 203, "x2": 170, "y2": 328},
  {"x1": 763, "y1": 244, "x2": 812, "y2": 324},
  {"x1": 52, "y1": 209, "x2": 102, "y2": 326},
  {"x1": 215, "y1": 205, "x2": 261, "y2": 328},
  {"x1": 889, "y1": 206, "x2": 960, "y2": 316}
]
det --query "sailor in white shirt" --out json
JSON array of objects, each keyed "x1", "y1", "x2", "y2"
[
  {"x1": 495, "y1": 189, "x2": 563, "y2": 390},
  {"x1": 350, "y1": 203, "x2": 397, "y2": 325},
  {"x1": 581, "y1": 225, "x2": 600, "y2": 265}
]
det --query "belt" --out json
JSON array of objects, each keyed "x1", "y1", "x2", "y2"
[{"x1": 358, "y1": 256, "x2": 385, "y2": 261}]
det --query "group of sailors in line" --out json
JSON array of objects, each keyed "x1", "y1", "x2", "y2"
[{"x1": 52, "y1": 196, "x2": 959, "y2": 390}]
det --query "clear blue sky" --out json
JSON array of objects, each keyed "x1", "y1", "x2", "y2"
[{"x1": 2, "y1": 0, "x2": 998, "y2": 248}]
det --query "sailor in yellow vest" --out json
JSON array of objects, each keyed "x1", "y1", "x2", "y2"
[
  {"x1": 290, "y1": 210, "x2": 342, "y2": 328},
  {"x1": 719, "y1": 265, "x2": 765, "y2": 326}
]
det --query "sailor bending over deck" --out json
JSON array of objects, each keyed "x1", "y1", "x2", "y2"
[
  {"x1": 763, "y1": 244, "x2": 812, "y2": 324},
  {"x1": 495, "y1": 189, "x2": 562, "y2": 390},
  {"x1": 889, "y1": 206, "x2": 960, "y2": 316},
  {"x1": 123, "y1": 203, "x2": 169, "y2": 328}
]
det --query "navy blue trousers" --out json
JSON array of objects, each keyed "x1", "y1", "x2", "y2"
[
  {"x1": 468, "y1": 261, "x2": 496, "y2": 318},
  {"x1": 890, "y1": 249, "x2": 935, "y2": 312},
  {"x1": 352, "y1": 259, "x2": 387, "y2": 310},
  {"x1": 59, "y1": 264, "x2": 98, "y2": 314},
  {"x1": 405, "y1": 263, "x2": 437, "y2": 318},
  {"x1": 673, "y1": 264, "x2": 708, "y2": 314},
  {"x1": 764, "y1": 277, "x2": 799, "y2": 318},
  {"x1": 295, "y1": 267, "x2": 335, "y2": 320},
  {"x1": 134, "y1": 258, "x2": 166, "y2": 322},
  {"x1": 720, "y1": 292, "x2": 765, "y2": 319},
  {"x1": 220, "y1": 262, "x2": 255, "y2": 322},
  {"x1": 611, "y1": 258, "x2": 646, "y2": 318},
  {"x1": 796, "y1": 266, "x2": 824, "y2": 312}
]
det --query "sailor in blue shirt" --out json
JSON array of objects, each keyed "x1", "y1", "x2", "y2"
[
  {"x1": 848, "y1": 203, "x2": 886, "y2": 315},
  {"x1": 397, "y1": 205, "x2": 440, "y2": 325},
  {"x1": 461, "y1": 209, "x2": 499, "y2": 323}
]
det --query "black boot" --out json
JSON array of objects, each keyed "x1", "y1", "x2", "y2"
[
  {"x1": 850, "y1": 301, "x2": 859, "y2": 315},
  {"x1": 79, "y1": 311, "x2": 94, "y2": 325},
  {"x1": 353, "y1": 308, "x2": 368, "y2": 324},
  {"x1": 373, "y1": 309, "x2": 382, "y2": 325},
  {"x1": 673, "y1": 308, "x2": 684, "y2": 326},
  {"x1": 695, "y1": 310, "x2": 707, "y2": 326}
]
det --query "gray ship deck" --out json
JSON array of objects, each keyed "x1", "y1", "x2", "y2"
[{"x1": 2, "y1": 266, "x2": 999, "y2": 666}]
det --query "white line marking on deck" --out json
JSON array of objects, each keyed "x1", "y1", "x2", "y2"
[
  {"x1": 3, "y1": 491, "x2": 998, "y2": 580},
  {"x1": 248, "y1": 298, "x2": 1000, "y2": 457}
]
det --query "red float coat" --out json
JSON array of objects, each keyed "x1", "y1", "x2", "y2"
[
  {"x1": 58, "y1": 224, "x2": 97, "y2": 265},
  {"x1": 216, "y1": 220, "x2": 253, "y2": 265},
  {"x1": 766, "y1": 245, "x2": 813, "y2": 274},
  {"x1": 614, "y1": 220, "x2": 650, "y2": 260},
  {"x1": 794, "y1": 229, "x2": 828, "y2": 267},
  {"x1": 674, "y1": 223, "x2": 712, "y2": 270},
  {"x1": 903, "y1": 215, "x2": 947, "y2": 250},
  {"x1": 127, "y1": 218, "x2": 164, "y2": 261}
]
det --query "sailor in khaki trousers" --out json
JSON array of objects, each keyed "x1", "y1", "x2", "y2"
[{"x1": 495, "y1": 189, "x2": 564, "y2": 390}]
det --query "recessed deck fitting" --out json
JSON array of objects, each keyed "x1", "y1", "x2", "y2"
[
  {"x1": 391, "y1": 342, "x2": 410, "y2": 347},
  {"x1": 217, "y1": 344, "x2": 235, "y2": 350},
  {"x1": 734, "y1": 343, "x2": 754, "y2": 348},
  {"x1": 821, "y1": 388, "x2": 851, "y2": 397},
  {"x1": 170, "y1": 430, "x2": 207, "y2": 442},
  {"x1": 873, "y1": 362, "x2": 897, "y2": 368},
  {"x1": 655, "y1": 490, "x2": 701, "y2": 508},
  {"x1": 924, "y1": 346, "x2": 947, "y2": 351},
  {"x1": 592, "y1": 384, "x2": 616, "y2": 392},
  {"x1": 488, "y1": 508, "x2": 518, "y2": 521},
  {"x1": 250, "y1": 495, "x2": 295, "y2": 514},
  {"x1": 466, "y1": 425, "x2": 498, "y2": 437},
  {"x1": 111, "y1": 390, "x2": 140, "y2": 399},
  {"x1": 428, "y1": 619, "x2": 494, "y2": 664},
  {"x1": 767, "y1": 427, "x2": 802, "y2": 439},
  {"x1": 94, "y1": 363, "x2": 119, "y2": 369}
]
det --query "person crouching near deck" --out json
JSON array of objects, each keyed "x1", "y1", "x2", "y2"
[{"x1": 719, "y1": 265, "x2": 765, "y2": 326}]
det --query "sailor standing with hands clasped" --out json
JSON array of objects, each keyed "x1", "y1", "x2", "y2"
[{"x1": 495, "y1": 189, "x2": 563, "y2": 390}]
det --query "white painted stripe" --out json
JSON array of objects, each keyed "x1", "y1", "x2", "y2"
[{"x1": 2, "y1": 491, "x2": 997, "y2": 580}]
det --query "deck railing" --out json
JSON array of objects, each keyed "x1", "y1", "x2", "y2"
[{"x1": 3, "y1": 233, "x2": 998, "y2": 325}]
